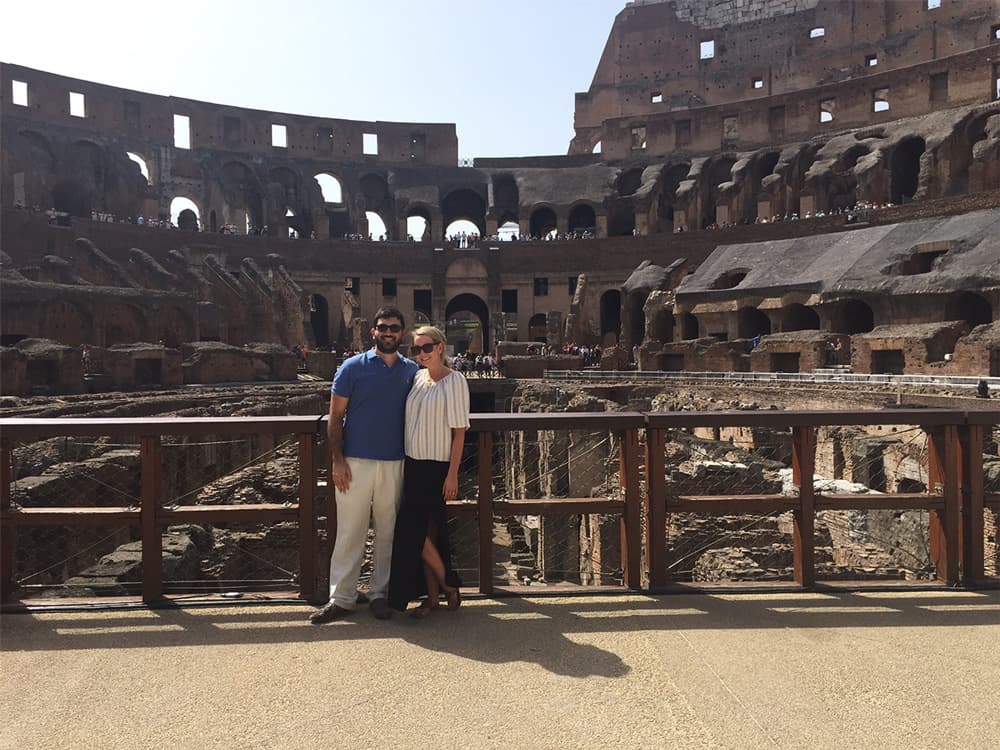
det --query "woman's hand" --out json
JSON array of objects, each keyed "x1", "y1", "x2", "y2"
[{"x1": 442, "y1": 472, "x2": 459, "y2": 501}]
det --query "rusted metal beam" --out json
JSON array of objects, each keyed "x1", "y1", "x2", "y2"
[
  {"x1": 493, "y1": 499, "x2": 624, "y2": 515},
  {"x1": 0, "y1": 416, "x2": 321, "y2": 440},
  {"x1": 815, "y1": 494, "x2": 945, "y2": 511},
  {"x1": 959, "y1": 425, "x2": 985, "y2": 583},
  {"x1": 667, "y1": 496, "x2": 798, "y2": 514},
  {"x1": 644, "y1": 427, "x2": 668, "y2": 592},
  {"x1": 297, "y1": 432, "x2": 316, "y2": 601},
  {"x1": 3, "y1": 508, "x2": 141, "y2": 525},
  {"x1": 157, "y1": 505, "x2": 299, "y2": 524},
  {"x1": 792, "y1": 425, "x2": 816, "y2": 588},
  {"x1": 477, "y1": 431, "x2": 494, "y2": 595},
  {"x1": 619, "y1": 428, "x2": 642, "y2": 590},
  {"x1": 1, "y1": 439, "x2": 14, "y2": 601},
  {"x1": 140, "y1": 435, "x2": 163, "y2": 603},
  {"x1": 928, "y1": 426, "x2": 960, "y2": 584}
]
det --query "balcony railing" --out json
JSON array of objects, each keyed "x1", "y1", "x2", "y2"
[{"x1": 1, "y1": 409, "x2": 997, "y2": 606}]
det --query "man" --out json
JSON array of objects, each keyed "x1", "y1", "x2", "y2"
[{"x1": 310, "y1": 307, "x2": 419, "y2": 623}]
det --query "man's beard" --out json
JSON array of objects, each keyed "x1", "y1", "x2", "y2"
[{"x1": 375, "y1": 337, "x2": 399, "y2": 354}]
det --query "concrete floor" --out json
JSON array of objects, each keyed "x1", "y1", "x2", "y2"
[{"x1": 2, "y1": 589, "x2": 999, "y2": 750}]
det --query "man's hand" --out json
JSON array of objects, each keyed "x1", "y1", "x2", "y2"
[{"x1": 332, "y1": 457, "x2": 352, "y2": 493}]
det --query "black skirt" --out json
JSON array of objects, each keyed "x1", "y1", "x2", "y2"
[{"x1": 388, "y1": 457, "x2": 462, "y2": 611}]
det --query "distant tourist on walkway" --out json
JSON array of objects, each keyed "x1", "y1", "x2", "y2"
[
  {"x1": 310, "y1": 308, "x2": 418, "y2": 624},
  {"x1": 389, "y1": 325, "x2": 469, "y2": 618}
]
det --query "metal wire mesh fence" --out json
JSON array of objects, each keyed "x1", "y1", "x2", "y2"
[
  {"x1": 812, "y1": 423, "x2": 935, "y2": 581},
  {"x1": 657, "y1": 424, "x2": 797, "y2": 583},
  {"x1": 9, "y1": 435, "x2": 143, "y2": 596}
]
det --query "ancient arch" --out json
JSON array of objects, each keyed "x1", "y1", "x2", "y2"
[
  {"x1": 170, "y1": 197, "x2": 201, "y2": 231},
  {"x1": 126, "y1": 152, "x2": 151, "y2": 184},
  {"x1": 153, "y1": 306, "x2": 196, "y2": 347},
  {"x1": 608, "y1": 205, "x2": 636, "y2": 236},
  {"x1": 405, "y1": 204, "x2": 432, "y2": 241},
  {"x1": 657, "y1": 162, "x2": 690, "y2": 231},
  {"x1": 950, "y1": 291, "x2": 993, "y2": 328},
  {"x1": 949, "y1": 112, "x2": 994, "y2": 194},
  {"x1": 568, "y1": 203, "x2": 597, "y2": 233},
  {"x1": 680, "y1": 312, "x2": 700, "y2": 340},
  {"x1": 617, "y1": 168, "x2": 643, "y2": 197},
  {"x1": 651, "y1": 309, "x2": 675, "y2": 343},
  {"x1": 626, "y1": 290, "x2": 647, "y2": 350},
  {"x1": 223, "y1": 160, "x2": 264, "y2": 228},
  {"x1": 45, "y1": 300, "x2": 90, "y2": 346},
  {"x1": 445, "y1": 293, "x2": 490, "y2": 353},
  {"x1": 51, "y1": 180, "x2": 92, "y2": 217},
  {"x1": 314, "y1": 173, "x2": 344, "y2": 203},
  {"x1": 441, "y1": 188, "x2": 486, "y2": 237},
  {"x1": 745, "y1": 151, "x2": 781, "y2": 222},
  {"x1": 600, "y1": 290, "x2": 622, "y2": 345},
  {"x1": 737, "y1": 307, "x2": 772, "y2": 339},
  {"x1": 781, "y1": 303, "x2": 821, "y2": 331},
  {"x1": 528, "y1": 313, "x2": 548, "y2": 342},
  {"x1": 829, "y1": 299, "x2": 875, "y2": 334},
  {"x1": 529, "y1": 206, "x2": 557, "y2": 238},
  {"x1": 890, "y1": 137, "x2": 925, "y2": 204},
  {"x1": 491, "y1": 174, "x2": 519, "y2": 224},
  {"x1": 702, "y1": 155, "x2": 737, "y2": 228},
  {"x1": 311, "y1": 294, "x2": 330, "y2": 347},
  {"x1": 103, "y1": 303, "x2": 146, "y2": 346}
]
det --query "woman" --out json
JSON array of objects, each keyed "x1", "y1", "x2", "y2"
[{"x1": 388, "y1": 326, "x2": 470, "y2": 617}]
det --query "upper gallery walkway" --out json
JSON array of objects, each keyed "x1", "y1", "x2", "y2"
[{"x1": 2, "y1": 589, "x2": 999, "y2": 749}]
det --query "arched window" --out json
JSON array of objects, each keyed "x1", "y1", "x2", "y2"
[
  {"x1": 314, "y1": 173, "x2": 343, "y2": 203},
  {"x1": 498, "y1": 221, "x2": 520, "y2": 240},
  {"x1": 127, "y1": 152, "x2": 150, "y2": 184},
  {"x1": 170, "y1": 197, "x2": 200, "y2": 231},
  {"x1": 445, "y1": 219, "x2": 479, "y2": 238},
  {"x1": 366, "y1": 211, "x2": 388, "y2": 239}
]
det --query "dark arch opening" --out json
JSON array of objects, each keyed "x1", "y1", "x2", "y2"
[
  {"x1": 177, "y1": 208, "x2": 199, "y2": 232},
  {"x1": 441, "y1": 188, "x2": 486, "y2": 237},
  {"x1": 950, "y1": 113, "x2": 994, "y2": 194},
  {"x1": 224, "y1": 160, "x2": 264, "y2": 228},
  {"x1": 311, "y1": 294, "x2": 330, "y2": 348},
  {"x1": 617, "y1": 168, "x2": 643, "y2": 197},
  {"x1": 890, "y1": 137, "x2": 925, "y2": 204},
  {"x1": 446, "y1": 293, "x2": 490, "y2": 353},
  {"x1": 209, "y1": 209, "x2": 218, "y2": 233},
  {"x1": 492, "y1": 174, "x2": 519, "y2": 223},
  {"x1": 405, "y1": 205, "x2": 432, "y2": 241},
  {"x1": 651, "y1": 309, "x2": 674, "y2": 343},
  {"x1": 529, "y1": 206, "x2": 557, "y2": 238},
  {"x1": 628, "y1": 291, "x2": 646, "y2": 349},
  {"x1": 600, "y1": 290, "x2": 622, "y2": 344},
  {"x1": 680, "y1": 312, "x2": 699, "y2": 340},
  {"x1": 711, "y1": 270, "x2": 749, "y2": 290},
  {"x1": 608, "y1": 205, "x2": 636, "y2": 236},
  {"x1": 702, "y1": 156, "x2": 737, "y2": 228},
  {"x1": 568, "y1": 204, "x2": 596, "y2": 234},
  {"x1": 658, "y1": 163, "x2": 690, "y2": 231},
  {"x1": 952, "y1": 292, "x2": 993, "y2": 328},
  {"x1": 835, "y1": 300, "x2": 875, "y2": 334},
  {"x1": 737, "y1": 307, "x2": 772, "y2": 339},
  {"x1": 745, "y1": 152, "x2": 781, "y2": 222},
  {"x1": 52, "y1": 180, "x2": 92, "y2": 218},
  {"x1": 528, "y1": 313, "x2": 548, "y2": 343},
  {"x1": 782, "y1": 303, "x2": 821, "y2": 331}
]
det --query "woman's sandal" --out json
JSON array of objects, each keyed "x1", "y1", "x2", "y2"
[
  {"x1": 445, "y1": 587, "x2": 461, "y2": 611},
  {"x1": 410, "y1": 602, "x2": 436, "y2": 619}
]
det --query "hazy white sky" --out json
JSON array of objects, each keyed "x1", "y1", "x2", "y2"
[{"x1": 1, "y1": 0, "x2": 626, "y2": 158}]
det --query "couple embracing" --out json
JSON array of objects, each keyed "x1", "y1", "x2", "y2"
[{"x1": 310, "y1": 307, "x2": 469, "y2": 624}]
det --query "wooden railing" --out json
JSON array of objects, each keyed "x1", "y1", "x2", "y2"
[{"x1": 1, "y1": 409, "x2": 997, "y2": 604}]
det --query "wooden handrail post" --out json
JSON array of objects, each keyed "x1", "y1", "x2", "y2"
[
  {"x1": 792, "y1": 426, "x2": 816, "y2": 588},
  {"x1": 927, "y1": 425, "x2": 960, "y2": 584},
  {"x1": 477, "y1": 431, "x2": 494, "y2": 595},
  {"x1": 619, "y1": 427, "x2": 642, "y2": 590},
  {"x1": 1, "y1": 438, "x2": 14, "y2": 601},
  {"x1": 959, "y1": 425, "x2": 985, "y2": 584},
  {"x1": 297, "y1": 431, "x2": 317, "y2": 601},
  {"x1": 644, "y1": 427, "x2": 667, "y2": 592},
  {"x1": 141, "y1": 435, "x2": 163, "y2": 603}
]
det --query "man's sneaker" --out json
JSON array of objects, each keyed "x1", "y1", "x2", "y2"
[
  {"x1": 370, "y1": 597, "x2": 392, "y2": 620},
  {"x1": 309, "y1": 602, "x2": 352, "y2": 624}
]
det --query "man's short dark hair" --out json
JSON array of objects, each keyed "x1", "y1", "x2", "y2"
[{"x1": 373, "y1": 306, "x2": 406, "y2": 329}]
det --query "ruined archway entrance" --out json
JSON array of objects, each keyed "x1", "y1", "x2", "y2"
[
  {"x1": 951, "y1": 291, "x2": 993, "y2": 328},
  {"x1": 529, "y1": 207, "x2": 557, "y2": 239},
  {"x1": 52, "y1": 180, "x2": 92, "y2": 218},
  {"x1": 627, "y1": 291, "x2": 647, "y2": 351},
  {"x1": 781, "y1": 303, "x2": 821, "y2": 331},
  {"x1": 651, "y1": 309, "x2": 675, "y2": 343},
  {"x1": 568, "y1": 204, "x2": 596, "y2": 234},
  {"x1": 441, "y1": 188, "x2": 486, "y2": 238},
  {"x1": 890, "y1": 138, "x2": 925, "y2": 204},
  {"x1": 830, "y1": 299, "x2": 875, "y2": 334},
  {"x1": 600, "y1": 290, "x2": 622, "y2": 345},
  {"x1": 680, "y1": 312, "x2": 699, "y2": 340},
  {"x1": 528, "y1": 313, "x2": 548, "y2": 343},
  {"x1": 737, "y1": 307, "x2": 772, "y2": 339},
  {"x1": 170, "y1": 197, "x2": 200, "y2": 231},
  {"x1": 311, "y1": 294, "x2": 330, "y2": 348},
  {"x1": 446, "y1": 293, "x2": 489, "y2": 354}
]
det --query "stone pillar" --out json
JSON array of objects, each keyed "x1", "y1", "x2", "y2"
[
  {"x1": 486, "y1": 215, "x2": 498, "y2": 236},
  {"x1": 757, "y1": 198, "x2": 772, "y2": 222},
  {"x1": 595, "y1": 214, "x2": 608, "y2": 238},
  {"x1": 800, "y1": 194, "x2": 816, "y2": 217},
  {"x1": 634, "y1": 212, "x2": 649, "y2": 236},
  {"x1": 519, "y1": 218, "x2": 531, "y2": 238},
  {"x1": 546, "y1": 311, "x2": 563, "y2": 349}
]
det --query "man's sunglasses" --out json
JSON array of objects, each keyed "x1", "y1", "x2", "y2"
[
  {"x1": 375, "y1": 323, "x2": 402, "y2": 333},
  {"x1": 409, "y1": 343, "x2": 439, "y2": 355}
]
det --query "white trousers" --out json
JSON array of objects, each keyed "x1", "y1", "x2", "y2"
[{"x1": 327, "y1": 457, "x2": 404, "y2": 608}]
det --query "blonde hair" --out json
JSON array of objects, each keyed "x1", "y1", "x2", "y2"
[{"x1": 412, "y1": 325, "x2": 451, "y2": 367}]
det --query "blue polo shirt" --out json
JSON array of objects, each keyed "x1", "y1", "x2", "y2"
[{"x1": 332, "y1": 349, "x2": 419, "y2": 460}]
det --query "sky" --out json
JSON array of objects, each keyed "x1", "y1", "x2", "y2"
[{"x1": 1, "y1": 0, "x2": 627, "y2": 159}]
